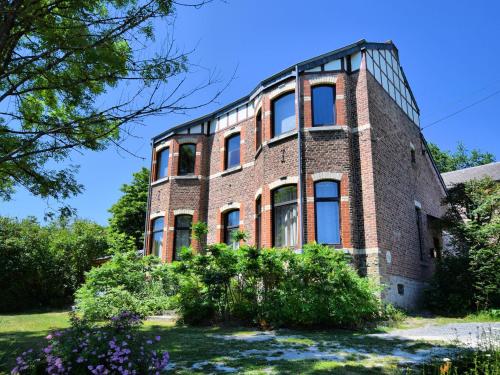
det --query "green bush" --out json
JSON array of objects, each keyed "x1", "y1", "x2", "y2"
[
  {"x1": 0, "y1": 217, "x2": 108, "y2": 312},
  {"x1": 425, "y1": 177, "x2": 500, "y2": 314},
  {"x1": 172, "y1": 243, "x2": 384, "y2": 328},
  {"x1": 75, "y1": 252, "x2": 175, "y2": 320}
]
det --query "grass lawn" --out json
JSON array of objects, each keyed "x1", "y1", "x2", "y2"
[{"x1": 0, "y1": 311, "x2": 495, "y2": 374}]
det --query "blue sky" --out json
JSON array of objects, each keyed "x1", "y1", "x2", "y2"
[{"x1": 2, "y1": 0, "x2": 500, "y2": 225}]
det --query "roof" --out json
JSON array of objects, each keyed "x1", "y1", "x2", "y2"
[
  {"x1": 152, "y1": 39, "x2": 419, "y2": 142},
  {"x1": 441, "y1": 162, "x2": 500, "y2": 188}
]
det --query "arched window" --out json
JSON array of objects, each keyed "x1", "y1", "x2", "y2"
[
  {"x1": 151, "y1": 217, "x2": 164, "y2": 258},
  {"x1": 255, "y1": 196, "x2": 262, "y2": 249},
  {"x1": 273, "y1": 185, "x2": 298, "y2": 247},
  {"x1": 255, "y1": 110, "x2": 262, "y2": 150},
  {"x1": 155, "y1": 148, "x2": 169, "y2": 180},
  {"x1": 272, "y1": 92, "x2": 295, "y2": 137},
  {"x1": 224, "y1": 209, "x2": 240, "y2": 248},
  {"x1": 314, "y1": 181, "x2": 340, "y2": 244},
  {"x1": 312, "y1": 85, "x2": 336, "y2": 126},
  {"x1": 174, "y1": 214, "x2": 192, "y2": 260},
  {"x1": 179, "y1": 144, "x2": 196, "y2": 175},
  {"x1": 225, "y1": 134, "x2": 240, "y2": 169}
]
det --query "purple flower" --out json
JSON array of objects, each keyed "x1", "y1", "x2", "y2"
[
  {"x1": 146, "y1": 340, "x2": 153, "y2": 345},
  {"x1": 155, "y1": 336, "x2": 161, "y2": 341},
  {"x1": 46, "y1": 334, "x2": 53, "y2": 340}
]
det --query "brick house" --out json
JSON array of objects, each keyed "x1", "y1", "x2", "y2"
[{"x1": 144, "y1": 40, "x2": 448, "y2": 309}]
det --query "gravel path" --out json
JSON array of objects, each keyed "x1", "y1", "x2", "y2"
[{"x1": 370, "y1": 322, "x2": 500, "y2": 347}]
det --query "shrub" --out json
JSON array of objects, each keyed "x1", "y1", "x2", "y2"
[
  {"x1": 75, "y1": 252, "x2": 176, "y2": 320},
  {"x1": 425, "y1": 177, "x2": 500, "y2": 314},
  {"x1": 173, "y1": 243, "x2": 384, "y2": 328},
  {"x1": 11, "y1": 311, "x2": 169, "y2": 374},
  {"x1": 0, "y1": 217, "x2": 108, "y2": 312}
]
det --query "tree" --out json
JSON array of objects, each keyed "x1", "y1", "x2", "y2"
[
  {"x1": 108, "y1": 167, "x2": 149, "y2": 250},
  {"x1": 426, "y1": 177, "x2": 500, "y2": 313},
  {"x1": 428, "y1": 142, "x2": 496, "y2": 173},
  {"x1": 0, "y1": 0, "x2": 222, "y2": 208}
]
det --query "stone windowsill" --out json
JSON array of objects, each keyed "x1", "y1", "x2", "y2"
[
  {"x1": 221, "y1": 165, "x2": 242, "y2": 177},
  {"x1": 267, "y1": 130, "x2": 298, "y2": 146},
  {"x1": 151, "y1": 177, "x2": 169, "y2": 186},
  {"x1": 172, "y1": 175, "x2": 200, "y2": 180},
  {"x1": 305, "y1": 125, "x2": 348, "y2": 132}
]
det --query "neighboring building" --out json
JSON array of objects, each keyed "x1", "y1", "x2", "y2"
[
  {"x1": 441, "y1": 162, "x2": 500, "y2": 188},
  {"x1": 145, "y1": 40, "x2": 448, "y2": 309}
]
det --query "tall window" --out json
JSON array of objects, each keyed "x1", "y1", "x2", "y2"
[
  {"x1": 273, "y1": 185, "x2": 298, "y2": 247},
  {"x1": 174, "y1": 215, "x2": 192, "y2": 260},
  {"x1": 314, "y1": 181, "x2": 340, "y2": 244},
  {"x1": 151, "y1": 217, "x2": 164, "y2": 258},
  {"x1": 272, "y1": 92, "x2": 295, "y2": 137},
  {"x1": 255, "y1": 110, "x2": 262, "y2": 150},
  {"x1": 179, "y1": 144, "x2": 196, "y2": 175},
  {"x1": 255, "y1": 197, "x2": 262, "y2": 249},
  {"x1": 415, "y1": 207, "x2": 424, "y2": 261},
  {"x1": 225, "y1": 134, "x2": 240, "y2": 169},
  {"x1": 312, "y1": 85, "x2": 336, "y2": 126},
  {"x1": 155, "y1": 148, "x2": 169, "y2": 180},
  {"x1": 224, "y1": 210, "x2": 240, "y2": 248}
]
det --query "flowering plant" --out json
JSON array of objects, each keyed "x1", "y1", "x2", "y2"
[{"x1": 12, "y1": 311, "x2": 169, "y2": 374}]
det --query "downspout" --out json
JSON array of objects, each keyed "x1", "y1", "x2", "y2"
[
  {"x1": 295, "y1": 65, "x2": 305, "y2": 251},
  {"x1": 142, "y1": 140, "x2": 154, "y2": 255}
]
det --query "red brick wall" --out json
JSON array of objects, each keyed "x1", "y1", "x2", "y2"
[{"x1": 146, "y1": 55, "x2": 447, "y2": 309}]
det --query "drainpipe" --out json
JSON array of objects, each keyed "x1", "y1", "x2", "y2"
[
  {"x1": 143, "y1": 140, "x2": 154, "y2": 255},
  {"x1": 295, "y1": 65, "x2": 305, "y2": 251}
]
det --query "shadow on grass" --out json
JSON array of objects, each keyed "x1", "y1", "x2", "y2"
[{"x1": 0, "y1": 320, "x2": 461, "y2": 374}]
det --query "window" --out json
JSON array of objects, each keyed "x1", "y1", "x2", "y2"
[
  {"x1": 174, "y1": 215, "x2": 192, "y2": 260},
  {"x1": 273, "y1": 185, "x2": 298, "y2": 247},
  {"x1": 224, "y1": 210, "x2": 240, "y2": 248},
  {"x1": 272, "y1": 92, "x2": 295, "y2": 137},
  {"x1": 255, "y1": 197, "x2": 262, "y2": 249},
  {"x1": 256, "y1": 110, "x2": 262, "y2": 150},
  {"x1": 225, "y1": 134, "x2": 240, "y2": 169},
  {"x1": 155, "y1": 148, "x2": 169, "y2": 180},
  {"x1": 312, "y1": 86, "x2": 336, "y2": 126},
  {"x1": 411, "y1": 148, "x2": 416, "y2": 164},
  {"x1": 151, "y1": 217, "x2": 164, "y2": 258},
  {"x1": 179, "y1": 144, "x2": 196, "y2": 175},
  {"x1": 415, "y1": 207, "x2": 424, "y2": 261},
  {"x1": 314, "y1": 181, "x2": 340, "y2": 244}
]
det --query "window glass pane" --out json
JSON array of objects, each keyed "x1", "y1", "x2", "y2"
[
  {"x1": 226, "y1": 210, "x2": 240, "y2": 228},
  {"x1": 226, "y1": 134, "x2": 240, "y2": 169},
  {"x1": 176, "y1": 215, "x2": 192, "y2": 228},
  {"x1": 315, "y1": 181, "x2": 338, "y2": 198},
  {"x1": 174, "y1": 230, "x2": 190, "y2": 257},
  {"x1": 273, "y1": 93, "x2": 295, "y2": 136},
  {"x1": 152, "y1": 231, "x2": 163, "y2": 257},
  {"x1": 156, "y1": 148, "x2": 169, "y2": 179},
  {"x1": 256, "y1": 198, "x2": 261, "y2": 249},
  {"x1": 312, "y1": 86, "x2": 335, "y2": 126},
  {"x1": 152, "y1": 217, "x2": 164, "y2": 232},
  {"x1": 256, "y1": 112, "x2": 262, "y2": 149},
  {"x1": 179, "y1": 144, "x2": 195, "y2": 175},
  {"x1": 175, "y1": 215, "x2": 192, "y2": 259},
  {"x1": 316, "y1": 201, "x2": 340, "y2": 244},
  {"x1": 225, "y1": 210, "x2": 240, "y2": 247},
  {"x1": 274, "y1": 203, "x2": 297, "y2": 247},
  {"x1": 273, "y1": 185, "x2": 297, "y2": 204}
]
